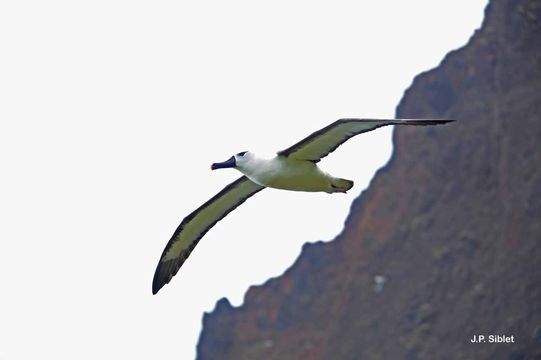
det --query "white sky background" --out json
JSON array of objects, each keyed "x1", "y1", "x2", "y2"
[{"x1": 0, "y1": 1, "x2": 487, "y2": 359}]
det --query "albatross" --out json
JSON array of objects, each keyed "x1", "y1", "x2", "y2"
[{"x1": 152, "y1": 118, "x2": 453, "y2": 294}]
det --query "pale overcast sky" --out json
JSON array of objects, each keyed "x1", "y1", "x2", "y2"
[{"x1": 0, "y1": 1, "x2": 486, "y2": 359}]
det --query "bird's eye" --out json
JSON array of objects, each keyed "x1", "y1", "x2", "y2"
[{"x1": 237, "y1": 151, "x2": 247, "y2": 157}]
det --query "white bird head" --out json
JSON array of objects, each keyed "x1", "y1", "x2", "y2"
[{"x1": 211, "y1": 151, "x2": 252, "y2": 171}]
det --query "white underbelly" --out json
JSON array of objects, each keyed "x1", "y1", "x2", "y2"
[{"x1": 247, "y1": 160, "x2": 331, "y2": 192}]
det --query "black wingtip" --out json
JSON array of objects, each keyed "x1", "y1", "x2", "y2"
[
  {"x1": 395, "y1": 119, "x2": 456, "y2": 126},
  {"x1": 414, "y1": 118, "x2": 455, "y2": 123},
  {"x1": 152, "y1": 265, "x2": 166, "y2": 295},
  {"x1": 152, "y1": 278, "x2": 161, "y2": 295}
]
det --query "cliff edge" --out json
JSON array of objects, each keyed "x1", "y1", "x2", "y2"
[{"x1": 198, "y1": 0, "x2": 541, "y2": 358}]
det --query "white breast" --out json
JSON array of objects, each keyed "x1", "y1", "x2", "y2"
[{"x1": 238, "y1": 156, "x2": 332, "y2": 192}]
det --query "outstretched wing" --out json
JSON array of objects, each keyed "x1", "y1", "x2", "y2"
[
  {"x1": 277, "y1": 118, "x2": 454, "y2": 163},
  {"x1": 153, "y1": 176, "x2": 265, "y2": 294}
]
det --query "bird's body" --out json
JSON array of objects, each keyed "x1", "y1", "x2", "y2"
[
  {"x1": 236, "y1": 155, "x2": 352, "y2": 193},
  {"x1": 152, "y1": 118, "x2": 454, "y2": 294}
]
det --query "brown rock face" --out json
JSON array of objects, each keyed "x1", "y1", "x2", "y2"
[{"x1": 197, "y1": 0, "x2": 541, "y2": 358}]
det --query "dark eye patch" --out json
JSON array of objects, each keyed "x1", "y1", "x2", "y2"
[{"x1": 236, "y1": 151, "x2": 247, "y2": 157}]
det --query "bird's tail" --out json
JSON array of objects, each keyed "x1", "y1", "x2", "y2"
[{"x1": 331, "y1": 178, "x2": 354, "y2": 193}]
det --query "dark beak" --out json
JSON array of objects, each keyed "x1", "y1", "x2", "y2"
[{"x1": 211, "y1": 156, "x2": 236, "y2": 170}]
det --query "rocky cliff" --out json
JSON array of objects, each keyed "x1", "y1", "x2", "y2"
[{"x1": 197, "y1": 0, "x2": 541, "y2": 358}]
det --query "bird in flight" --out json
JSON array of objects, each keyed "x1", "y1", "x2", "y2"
[{"x1": 152, "y1": 118, "x2": 453, "y2": 294}]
